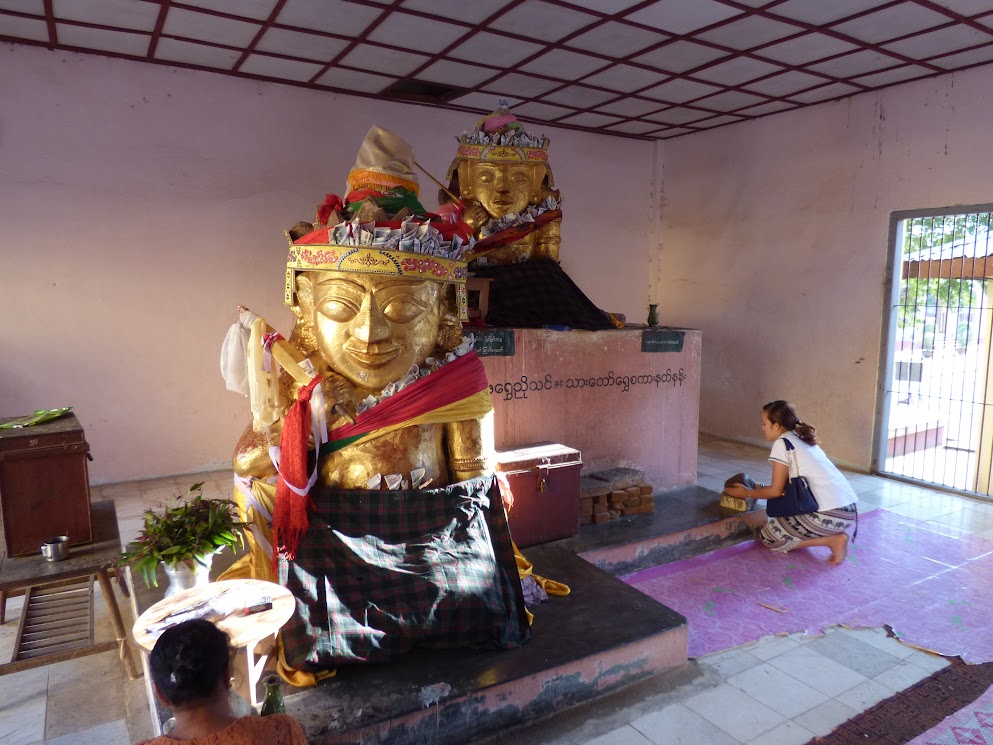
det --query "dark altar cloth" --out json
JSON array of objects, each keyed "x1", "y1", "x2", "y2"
[
  {"x1": 471, "y1": 259, "x2": 615, "y2": 330},
  {"x1": 278, "y1": 476, "x2": 530, "y2": 670}
]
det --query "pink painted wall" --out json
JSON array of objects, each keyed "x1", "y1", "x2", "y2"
[
  {"x1": 658, "y1": 64, "x2": 993, "y2": 470},
  {"x1": 481, "y1": 328, "x2": 701, "y2": 488},
  {"x1": 0, "y1": 44, "x2": 657, "y2": 483}
]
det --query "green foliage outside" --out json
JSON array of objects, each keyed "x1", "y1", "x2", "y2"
[
  {"x1": 899, "y1": 213, "x2": 992, "y2": 351},
  {"x1": 116, "y1": 483, "x2": 248, "y2": 588}
]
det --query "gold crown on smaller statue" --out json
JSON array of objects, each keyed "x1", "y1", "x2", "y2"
[{"x1": 446, "y1": 100, "x2": 554, "y2": 186}]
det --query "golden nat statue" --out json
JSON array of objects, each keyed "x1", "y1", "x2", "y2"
[
  {"x1": 221, "y1": 127, "x2": 496, "y2": 602},
  {"x1": 219, "y1": 126, "x2": 561, "y2": 685},
  {"x1": 442, "y1": 102, "x2": 562, "y2": 266},
  {"x1": 231, "y1": 128, "x2": 492, "y2": 493}
]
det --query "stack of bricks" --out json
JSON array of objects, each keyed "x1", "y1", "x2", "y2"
[{"x1": 579, "y1": 467, "x2": 655, "y2": 525}]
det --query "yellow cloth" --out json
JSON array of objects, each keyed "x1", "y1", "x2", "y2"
[
  {"x1": 218, "y1": 479, "x2": 277, "y2": 584},
  {"x1": 326, "y1": 388, "x2": 493, "y2": 453}
]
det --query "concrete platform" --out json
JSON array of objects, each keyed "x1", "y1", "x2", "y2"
[
  {"x1": 281, "y1": 485, "x2": 763, "y2": 745},
  {"x1": 287, "y1": 541, "x2": 687, "y2": 745},
  {"x1": 132, "y1": 485, "x2": 763, "y2": 744}
]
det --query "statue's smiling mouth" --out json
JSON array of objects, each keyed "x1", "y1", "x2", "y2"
[{"x1": 343, "y1": 342, "x2": 401, "y2": 367}]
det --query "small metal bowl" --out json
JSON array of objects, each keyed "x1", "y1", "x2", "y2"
[{"x1": 40, "y1": 535, "x2": 70, "y2": 562}]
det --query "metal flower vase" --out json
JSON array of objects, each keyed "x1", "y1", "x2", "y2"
[
  {"x1": 162, "y1": 553, "x2": 214, "y2": 598},
  {"x1": 647, "y1": 304, "x2": 659, "y2": 327}
]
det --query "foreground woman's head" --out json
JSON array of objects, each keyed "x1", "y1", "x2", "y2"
[{"x1": 150, "y1": 619, "x2": 231, "y2": 707}]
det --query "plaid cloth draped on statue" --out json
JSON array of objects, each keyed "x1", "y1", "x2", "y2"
[{"x1": 278, "y1": 475, "x2": 531, "y2": 670}]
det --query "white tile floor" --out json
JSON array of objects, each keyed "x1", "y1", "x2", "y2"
[{"x1": 0, "y1": 435, "x2": 988, "y2": 744}]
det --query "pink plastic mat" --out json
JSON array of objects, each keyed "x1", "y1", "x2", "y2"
[
  {"x1": 907, "y1": 684, "x2": 993, "y2": 744},
  {"x1": 623, "y1": 509, "x2": 993, "y2": 662}
]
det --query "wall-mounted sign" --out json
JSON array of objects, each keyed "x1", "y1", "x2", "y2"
[
  {"x1": 475, "y1": 329, "x2": 515, "y2": 357},
  {"x1": 641, "y1": 328, "x2": 684, "y2": 353}
]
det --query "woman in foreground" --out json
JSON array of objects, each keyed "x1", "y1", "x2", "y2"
[
  {"x1": 726, "y1": 400, "x2": 858, "y2": 564},
  {"x1": 138, "y1": 619, "x2": 307, "y2": 744}
]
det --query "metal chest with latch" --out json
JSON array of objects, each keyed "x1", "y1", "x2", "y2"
[{"x1": 495, "y1": 442, "x2": 582, "y2": 548}]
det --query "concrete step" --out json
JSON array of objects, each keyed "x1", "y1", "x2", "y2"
[
  {"x1": 283, "y1": 485, "x2": 760, "y2": 744},
  {"x1": 565, "y1": 484, "x2": 767, "y2": 577}
]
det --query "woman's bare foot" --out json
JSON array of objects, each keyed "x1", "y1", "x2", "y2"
[{"x1": 825, "y1": 533, "x2": 849, "y2": 565}]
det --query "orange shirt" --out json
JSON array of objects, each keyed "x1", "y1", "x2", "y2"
[{"x1": 138, "y1": 714, "x2": 308, "y2": 745}]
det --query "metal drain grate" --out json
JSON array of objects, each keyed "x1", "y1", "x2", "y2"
[{"x1": 13, "y1": 578, "x2": 94, "y2": 661}]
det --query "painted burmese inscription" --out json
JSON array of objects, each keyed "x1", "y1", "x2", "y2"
[{"x1": 489, "y1": 368, "x2": 688, "y2": 401}]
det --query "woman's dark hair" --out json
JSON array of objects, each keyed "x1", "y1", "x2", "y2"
[
  {"x1": 763, "y1": 400, "x2": 817, "y2": 446},
  {"x1": 150, "y1": 620, "x2": 231, "y2": 708}
]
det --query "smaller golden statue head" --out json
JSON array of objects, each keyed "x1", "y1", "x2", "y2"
[{"x1": 444, "y1": 102, "x2": 561, "y2": 265}]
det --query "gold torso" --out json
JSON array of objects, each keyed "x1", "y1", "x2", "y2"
[{"x1": 317, "y1": 422, "x2": 447, "y2": 490}]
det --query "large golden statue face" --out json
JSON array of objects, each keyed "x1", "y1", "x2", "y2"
[
  {"x1": 303, "y1": 271, "x2": 444, "y2": 391},
  {"x1": 460, "y1": 161, "x2": 544, "y2": 219}
]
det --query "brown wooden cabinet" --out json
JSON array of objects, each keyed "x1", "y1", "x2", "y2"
[{"x1": 0, "y1": 413, "x2": 92, "y2": 557}]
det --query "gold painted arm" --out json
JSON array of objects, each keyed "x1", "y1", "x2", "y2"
[{"x1": 446, "y1": 414, "x2": 495, "y2": 483}]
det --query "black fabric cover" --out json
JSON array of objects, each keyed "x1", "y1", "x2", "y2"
[
  {"x1": 278, "y1": 475, "x2": 530, "y2": 670},
  {"x1": 471, "y1": 259, "x2": 614, "y2": 330}
]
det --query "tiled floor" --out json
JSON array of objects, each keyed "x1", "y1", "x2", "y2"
[{"x1": 1, "y1": 436, "x2": 989, "y2": 744}]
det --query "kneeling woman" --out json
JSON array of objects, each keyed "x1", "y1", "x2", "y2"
[{"x1": 726, "y1": 400, "x2": 858, "y2": 565}]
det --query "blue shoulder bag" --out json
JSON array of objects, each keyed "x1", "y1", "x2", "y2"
[{"x1": 766, "y1": 437, "x2": 820, "y2": 518}]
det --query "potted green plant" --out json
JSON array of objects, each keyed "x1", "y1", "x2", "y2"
[{"x1": 117, "y1": 482, "x2": 248, "y2": 596}]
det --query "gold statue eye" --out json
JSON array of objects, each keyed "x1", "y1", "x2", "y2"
[
  {"x1": 476, "y1": 171, "x2": 494, "y2": 183},
  {"x1": 381, "y1": 294, "x2": 429, "y2": 324},
  {"x1": 317, "y1": 298, "x2": 359, "y2": 323},
  {"x1": 510, "y1": 170, "x2": 530, "y2": 184}
]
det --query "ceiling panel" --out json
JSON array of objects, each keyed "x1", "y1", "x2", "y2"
[
  {"x1": 929, "y1": 43, "x2": 993, "y2": 68},
  {"x1": 240, "y1": 54, "x2": 324, "y2": 82},
  {"x1": 642, "y1": 77, "x2": 723, "y2": 103},
  {"x1": 829, "y1": 5, "x2": 953, "y2": 45},
  {"x1": 768, "y1": 0, "x2": 895, "y2": 26},
  {"x1": 565, "y1": 21, "x2": 668, "y2": 57},
  {"x1": 625, "y1": 0, "x2": 742, "y2": 36},
  {"x1": 581, "y1": 64, "x2": 668, "y2": 93},
  {"x1": 255, "y1": 28, "x2": 348, "y2": 62},
  {"x1": 57, "y1": 24, "x2": 149, "y2": 56},
  {"x1": 882, "y1": 24, "x2": 993, "y2": 58},
  {"x1": 519, "y1": 48, "x2": 611, "y2": 79},
  {"x1": 52, "y1": 0, "x2": 158, "y2": 32},
  {"x1": 154, "y1": 38, "x2": 241, "y2": 69},
  {"x1": 448, "y1": 31, "x2": 544, "y2": 68},
  {"x1": 756, "y1": 33, "x2": 861, "y2": 65},
  {"x1": 1, "y1": 0, "x2": 992, "y2": 142},
  {"x1": 633, "y1": 40, "x2": 730, "y2": 73},
  {"x1": 743, "y1": 69, "x2": 830, "y2": 96},
  {"x1": 694, "y1": 15, "x2": 802, "y2": 51},
  {"x1": 0, "y1": 12, "x2": 46, "y2": 41},
  {"x1": 161, "y1": 8, "x2": 260, "y2": 47},
  {"x1": 277, "y1": 0, "x2": 381, "y2": 37},
  {"x1": 177, "y1": 0, "x2": 278, "y2": 21},
  {"x1": 487, "y1": 0, "x2": 599, "y2": 43}
]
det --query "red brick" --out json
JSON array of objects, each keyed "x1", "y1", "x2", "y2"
[
  {"x1": 624, "y1": 486, "x2": 642, "y2": 498},
  {"x1": 579, "y1": 497, "x2": 594, "y2": 516},
  {"x1": 639, "y1": 484, "x2": 654, "y2": 496},
  {"x1": 593, "y1": 511, "x2": 611, "y2": 524},
  {"x1": 623, "y1": 496, "x2": 641, "y2": 508}
]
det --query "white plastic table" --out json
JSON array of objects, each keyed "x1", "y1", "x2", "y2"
[{"x1": 132, "y1": 579, "x2": 294, "y2": 707}]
